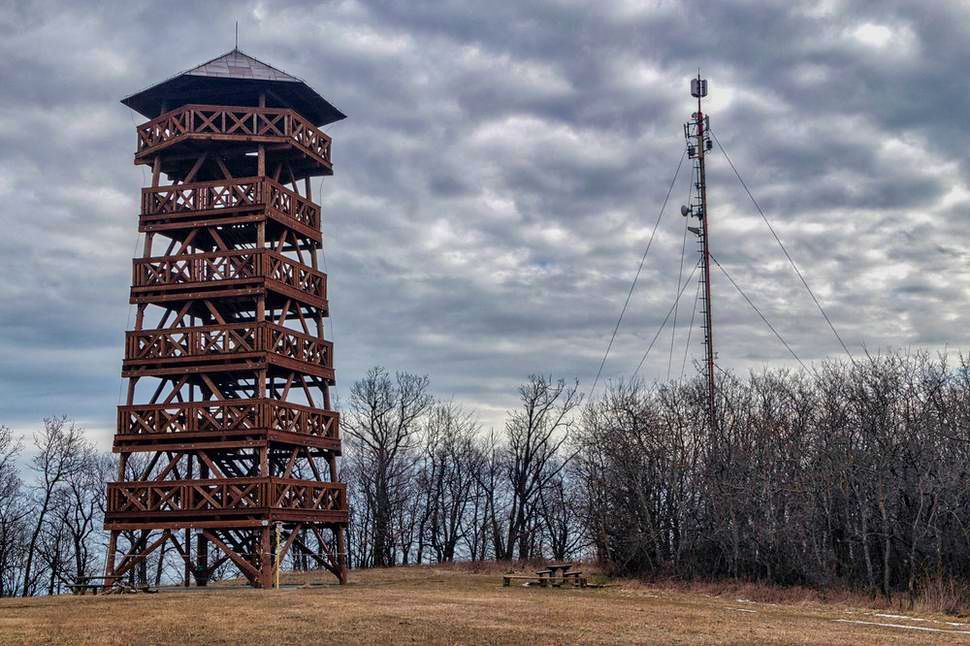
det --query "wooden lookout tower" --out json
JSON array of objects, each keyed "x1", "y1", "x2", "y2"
[{"x1": 105, "y1": 49, "x2": 348, "y2": 588}]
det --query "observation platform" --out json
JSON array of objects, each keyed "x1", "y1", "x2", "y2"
[
  {"x1": 140, "y1": 175, "x2": 322, "y2": 243},
  {"x1": 134, "y1": 104, "x2": 333, "y2": 180},
  {"x1": 115, "y1": 398, "x2": 340, "y2": 453},
  {"x1": 122, "y1": 321, "x2": 334, "y2": 383},
  {"x1": 130, "y1": 249, "x2": 328, "y2": 313},
  {"x1": 105, "y1": 477, "x2": 348, "y2": 530}
]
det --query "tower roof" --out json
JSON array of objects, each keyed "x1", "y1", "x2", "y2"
[{"x1": 121, "y1": 49, "x2": 346, "y2": 127}]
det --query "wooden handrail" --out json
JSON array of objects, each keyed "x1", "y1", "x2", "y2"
[
  {"x1": 115, "y1": 399, "x2": 340, "y2": 441},
  {"x1": 135, "y1": 104, "x2": 331, "y2": 166},
  {"x1": 141, "y1": 176, "x2": 320, "y2": 229},
  {"x1": 124, "y1": 321, "x2": 332, "y2": 366},
  {"x1": 131, "y1": 249, "x2": 327, "y2": 299},
  {"x1": 126, "y1": 321, "x2": 331, "y2": 346},
  {"x1": 117, "y1": 398, "x2": 338, "y2": 416},
  {"x1": 106, "y1": 478, "x2": 347, "y2": 513}
]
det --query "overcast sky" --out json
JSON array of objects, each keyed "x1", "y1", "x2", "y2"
[{"x1": 0, "y1": 0, "x2": 968, "y2": 445}]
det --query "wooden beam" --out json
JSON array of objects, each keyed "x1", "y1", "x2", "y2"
[
  {"x1": 202, "y1": 530, "x2": 260, "y2": 581},
  {"x1": 215, "y1": 157, "x2": 234, "y2": 180},
  {"x1": 200, "y1": 374, "x2": 224, "y2": 400},
  {"x1": 277, "y1": 523, "x2": 303, "y2": 564},
  {"x1": 114, "y1": 530, "x2": 172, "y2": 577},
  {"x1": 183, "y1": 153, "x2": 209, "y2": 184}
]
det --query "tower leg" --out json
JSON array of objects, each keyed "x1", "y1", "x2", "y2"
[
  {"x1": 258, "y1": 525, "x2": 274, "y2": 588},
  {"x1": 183, "y1": 528, "x2": 191, "y2": 587},
  {"x1": 105, "y1": 530, "x2": 119, "y2": 584},
  {"x1": 193, "y1": 532, "x2": 209, "y2": 586},
  {"x1": 336, "y1": 526, "x2": 348, "y2": 584}
]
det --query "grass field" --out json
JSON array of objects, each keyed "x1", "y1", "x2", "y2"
[{"x1": 0, "y1": 565, "x2": 967, "y2": 644}]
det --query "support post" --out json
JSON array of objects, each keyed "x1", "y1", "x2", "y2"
[
  {"x1": 275, "y1": 522, "x2": 282, "y2": 589},
  {"x1": 194, "y1": 532, "x2": 209, "y2": 586},
  {"x1": 105, "y1": 530, "x2": 119, "y2": 581},
  {"x1": 336, "y1": 525, "x2": 348, "y2": 584},
  {"x1": 184, "y1": 528, "x2": 191, "y2": 587},
  {"x1": 259, "y1": 525, "x2": 273, "y2": 588}
]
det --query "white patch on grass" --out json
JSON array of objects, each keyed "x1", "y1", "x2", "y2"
[
  {"x1": 871, "y1": 613, "x2": 968, "y2": 628},
  {"x1": 834, "y1": 619, "x2": 970, "y2": 636},
  {"x1": 872, "y1": 613, "x2": 925, "y2": 621}
]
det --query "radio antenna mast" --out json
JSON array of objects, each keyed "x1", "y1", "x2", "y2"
[{"x1": 681, "y1": 74, "x2": 717, "y2": 430}]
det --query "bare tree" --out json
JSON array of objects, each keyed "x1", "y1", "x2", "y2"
[
  {"x1": 344, "y1": 367, "x2": 433, "y2": 567},
  {"x1": 56, "y1": 451, "x2": 111, "y2": 586},
  {"x1": 470, "y1": 429, "x2": 504, "y2": 562},
  {"x1": 0, "y1": 426, "x2": 26, "y2": 596},
  {"x1": 501, "y1": 375, "x2": 581, "y2": 560},
  {"x1": 419, "y1": 403, "x2": 481, "y2": 562},
  {"x1": 21, "y1": 417, "x2": 89, "y2": 596}
]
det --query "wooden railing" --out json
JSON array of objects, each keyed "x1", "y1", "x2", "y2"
[
  {"x1": 135, "y1": 104, "x2": 331, "y2": 168},
  {"x1": 126, "y1": 323, "x2": 257, "y2": 361},
  {"x1": 273, "y1": 480, "x2": 346, "y2": 513},
  {"x1": 117, "y1": 399, "x2": 339, "y2": 441},
  {"x1": 133, "y1": 249, "x2": 257, "y2": 286},
  {"x1": 264, "y1": 323, "x2": 330, "y2": 365},
  {"x1": 141, "y1": 176, "x2": 320, "y2": 230},
  {"x1": 107, "y1": 477, "x2": 346, "y2": 516},
  {"x1": 132, "y1": 250, "x2": 326, "y2": 300},
  {"x1": 125, "y1": 322, "x2": 331, "y2": 368},
  {"x1": 266, "y1": 253, "x2": 325, "y2": 297},
  {"x1": 267, "y1": 181, "x2": 319, "y2": 229}
]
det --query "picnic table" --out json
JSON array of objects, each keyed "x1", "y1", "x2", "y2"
[
  {"x1": 69, "y1": 575, "x2": 121, "y2": 595},
  {"x1": 503, "y1": 562, "x2": 587, "y2": 588},
  {"x1": 546, "y1": 562, "x2": 574, "y2": 578},
  {"x1": 69, "y1": 575, "x2": 156, "y2": 595}
]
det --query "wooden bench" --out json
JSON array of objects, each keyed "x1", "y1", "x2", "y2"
[{"x1": 503, "y1": 574, "x2": 541, "y2": 587}]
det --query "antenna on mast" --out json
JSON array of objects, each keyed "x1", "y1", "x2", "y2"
[{"x1": 681, "y1": 73, "x2": 717, "y2": 431}]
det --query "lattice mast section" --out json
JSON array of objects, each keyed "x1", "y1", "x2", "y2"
[
  {"x1": 682, "y1": 74, "x2": 717, "y2": 428},
  {"x1": 105, "y1": 50, "x2": 348, "y2": 589}
]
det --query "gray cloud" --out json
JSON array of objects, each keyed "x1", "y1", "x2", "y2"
[{"x1": 0, "y1": 0, "x2": 968, "y2": 443}]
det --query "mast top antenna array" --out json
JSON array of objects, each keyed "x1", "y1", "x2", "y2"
[{"x1": 691, "y1": 75, "x2": 708, "y2": 99}]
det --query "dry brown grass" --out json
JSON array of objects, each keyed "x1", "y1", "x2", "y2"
[{"x1": 0, "y1": 565, "x2": 968, "y2": 645}]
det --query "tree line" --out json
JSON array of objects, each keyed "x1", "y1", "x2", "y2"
[
  {"x1": 576, "y1": 351, "x2": 970, "y2": 601},
  {"x1": 341, "y1": 367, "x2": 583, "y2": 567},
  {"x1": 2, "y1": 350, "x2": 969, "y2": 602},
  {"x1": 343, "y1": 352, "x2": 970, "y2": 603}
]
